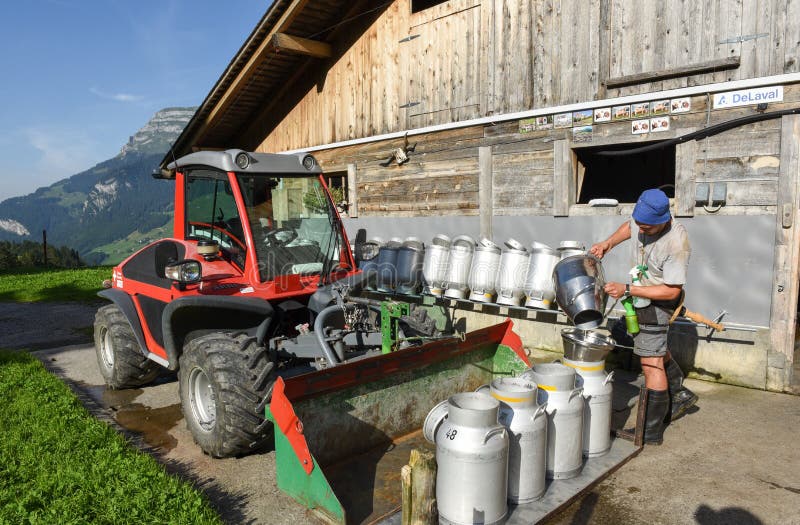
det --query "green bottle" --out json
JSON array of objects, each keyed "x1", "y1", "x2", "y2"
[{"x1": 621, "y1": 296, "x2": 640, "y2": 334}]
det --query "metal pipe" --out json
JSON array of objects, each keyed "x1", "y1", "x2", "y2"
[{"x1": 314, "y1": 305, "x2": 343, "y2": 367}]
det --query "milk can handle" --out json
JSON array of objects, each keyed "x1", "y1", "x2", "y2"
[
  {"x1": 534, "y1": 403, "x2": 547, "y2": 418},
  {"x1": 567, "y1": 283, "x2": 596, "y2": 306},
  {"x1": 603, "y1": 371, "x2": 615, "y2": 385},
  {"x1": 569, "y1": 387, "x2": 584, "y2": 401},
  {"x1": 475, "y1": 384, "x2": 490, "y2": 394},
  {"x1": 484, "y1": 427, "x2": 507, "y2": 444}
]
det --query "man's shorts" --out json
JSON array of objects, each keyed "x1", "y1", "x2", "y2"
[{"x1": 632, "y1": 306, "x2": 671, "y2": 357}]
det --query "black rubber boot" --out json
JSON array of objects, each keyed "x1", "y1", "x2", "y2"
[
  {"x1": 665, "y1": 358, "x2": 698, "y2": 421},
  {"x1": 643, "y1": 389, "x2": 670, "y2": 445}
]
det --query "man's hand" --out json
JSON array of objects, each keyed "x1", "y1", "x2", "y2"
[
  {"x1": 604, "y1": 281, "x2": 627, "y2": 299},
  {"x1": 590, "y1": 241, "x2": 612, "y2": 259}
]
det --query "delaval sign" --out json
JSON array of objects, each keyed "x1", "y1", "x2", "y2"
[{"x1": 713, "y1": 85, "x2": 783, "y2": 109}]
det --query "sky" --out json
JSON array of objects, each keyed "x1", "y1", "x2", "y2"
[{"x1": 0, "y1": 0, "x2": 271, "y2": 202}]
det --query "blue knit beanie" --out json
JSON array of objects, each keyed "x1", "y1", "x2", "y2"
[{"x1": 632, "y1": 189, "x2": 670, "y2": 225}]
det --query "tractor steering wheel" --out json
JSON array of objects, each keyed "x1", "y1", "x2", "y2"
[{"x1": 264, "y1": 227, "x2": 297, "y2": 247}]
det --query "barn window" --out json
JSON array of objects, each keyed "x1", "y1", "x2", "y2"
[
  {"x1": 324, "y1": 171, "x2": 350, "y2": 216},
  {"x1": 411, "y1": 0, "x2": 448, "y2": 13},
  {"x1": 574, "y1": 141, "x2": 676, "y2": 204}
]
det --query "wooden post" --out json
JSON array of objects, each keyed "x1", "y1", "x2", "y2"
[
  {"x1": 479, "y1": 146, "x2": 493, "y2": 240},
  {"x1": 401, "y1": 448, "x2": 437, "y2": 525}
]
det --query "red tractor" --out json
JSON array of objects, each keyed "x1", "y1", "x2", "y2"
[{"x1": 94, "y1": 149, "x2": 438, "y2": 457}]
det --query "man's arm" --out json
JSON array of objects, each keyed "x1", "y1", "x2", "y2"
[
  {"x1": 604, "y1": 282, "x2": 683, "y2": 301},
  {"x1": 589, "y1": 221, "x2": 631, "y2": 259}
]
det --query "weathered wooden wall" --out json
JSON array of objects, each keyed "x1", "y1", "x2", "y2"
[{"x1": 255, "y1": 0, "x2": 800, "y2": 155}]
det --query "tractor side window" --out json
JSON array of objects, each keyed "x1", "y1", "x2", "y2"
[{"x1": 185, "y1": 171, "x2": 246, "y2": 268}]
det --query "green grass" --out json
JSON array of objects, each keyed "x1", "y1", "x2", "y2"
[
  {"x1": 0, "y1": 267, "x2": 112, "y2": 303},
  {"x1": 0, "y1": 350, "x2": 222, "y2": 525}
]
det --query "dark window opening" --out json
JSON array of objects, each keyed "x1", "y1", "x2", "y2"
[
  {"x1": 412, "y1": 0, "x2": 448, "y2": 13},
  {"x1": 575, "y1": 141, "x2": 676, "y2": 204}
]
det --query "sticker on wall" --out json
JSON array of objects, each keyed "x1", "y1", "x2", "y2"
[
  {"x1": 572, "y1": 125, "x2": 593, "y2": 143},
  {"x1": 670, "y1": 97, "x2": 691, "y2": 113},
  {"x1": 632, "y1": 119, "x2": 650, "y2": 134},
  {"x1": 519, "y1": 118, "x2": 536, "y2": 133},
  {"x1": 594, "y1": 107, "x2": 611, "y2": 122},
  {"x1": 651, "y1": 99, "x2": 670, "y2": 116},
  {"x1": 536, "y1": 115, "x2": 553, "y2": 130},
  {"x1": 573, "y1": 109, "x2": 593, "y2": 126},
  {"x1": 554, "y1": 112, "x2": 573, "y2": 128},
  {"x1": 650, "y1": 116, "x2": 670, "y2": 132},
  {"x1": 632, "y1": 102, "x2": 650, "y2": 118},
  {"x1": 612, "y1": 105, "x2": 631, "y2": 121}
]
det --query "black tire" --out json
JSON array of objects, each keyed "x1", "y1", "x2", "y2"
[
  {"x1": 178, "y1": 332, "x2": 275, "y2": 458},
  {"x1": 94, "y1": 304, "x2": 160, "y2": 389}
]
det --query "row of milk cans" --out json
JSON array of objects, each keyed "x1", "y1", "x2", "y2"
[
  {"x1": 359, "y1": 235, "x2": 586, "y2": 308},
  {"x1": 423, "y1": 361, "x2": 614, "y2": 525}
]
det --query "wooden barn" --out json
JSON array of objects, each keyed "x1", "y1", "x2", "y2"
[{"x1": 163, "y1": 0, "x2": 800, "y2": 393}]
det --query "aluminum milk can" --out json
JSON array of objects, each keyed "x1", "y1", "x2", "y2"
[
  {"x1": 477, "y1": 377, "x2": 548, "y2": 504},
  {"x1": 376, "y1": 238, "x2": 402, "y2": 292},
  {"x1": 495, "y1": 239, "x2": 530, "y2": 306},
  {"x1": 422, "y1": 234, "x2": 451, "y2": 296},
  {"x1": 468, "y1": 238, "x2": 502, "y2": 302},
  {"x1": 395, "y1": 237, "x2": 425, "y2": 295},
  {"x1": 444, "y1": 235, "x2": 475, "y2": 299},
  {"x1": 557, "y1": 240, "x2": 585, "y2": 260},
  {"x1": 523, "y1": 363, "x2": 584, "y2": 480},
  {"x1": 358, "y1": 237, "x2": 384, "y2": 290},
  {"x1": 424, "y1": 392, "x2": 509, "y2": 525},
  {"x1": 523, "y1": 242, "x2": 559, "y2": 309},
  {"x1": 564, "y1": 357, "x2": 614, "y2": 457}
]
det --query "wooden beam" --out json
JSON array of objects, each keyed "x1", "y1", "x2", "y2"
[
  {"x1": 479, "y1": 146, "x2": 493, "y2": 239},
  {"x1": 270, "y1": 32, "x2": 332, "y2": 58},
  {"x1": 604, "y1": 57, "x2": 741, "y2": 89},
  {"x1": 197, "y1": 0, "x2": 312, "y2": 139},
  {"x1": 553, "y1": 139, "x2": 574, "y2": 216},
  {"x1": 674, "y1": 129, "x2": 697, "y2": 217}
]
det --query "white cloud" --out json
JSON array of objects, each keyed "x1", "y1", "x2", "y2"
[{"x1": 89, "y1": 87, "x2": 144, "y2": 103}]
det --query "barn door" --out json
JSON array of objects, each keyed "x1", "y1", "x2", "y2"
[{"x1": 402, "y1": 0, "x2": 483, "y2": 128}]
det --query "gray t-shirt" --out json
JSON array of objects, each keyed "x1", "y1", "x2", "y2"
[{"x1": 629, "y1": 219, "x2": 690, "y2": 287}]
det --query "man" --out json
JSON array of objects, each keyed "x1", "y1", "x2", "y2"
[{"x1": 589, "y1": 188, "x2": 698, "y2": 444}]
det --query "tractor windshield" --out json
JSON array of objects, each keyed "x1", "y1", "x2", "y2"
[{"x1": 237, "y1": 174, "x2": 346, "y2": 282}]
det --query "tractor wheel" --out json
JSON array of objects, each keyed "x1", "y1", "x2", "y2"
[
  {"x1": 178, "y1": 332, "x2": 275, "y2": 458},
  {"x1": 94, "y1": 304, "x2": 160, "y2": 389}
]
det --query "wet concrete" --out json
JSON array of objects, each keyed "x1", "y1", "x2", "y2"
[{"x1": 35, "y1": 344, "x2": 314, "y2": 525}]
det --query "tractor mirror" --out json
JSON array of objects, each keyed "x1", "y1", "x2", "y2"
[{"x1": 164, "y1": 259, "x2": 202, "y2": 284}]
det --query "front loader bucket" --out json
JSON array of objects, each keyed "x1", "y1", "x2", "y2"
[{"x1": 267, "y1": 319, "x2": 529, "y2": 524}]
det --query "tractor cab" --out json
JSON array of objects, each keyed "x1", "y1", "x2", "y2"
[{"x1": 165, "y1": 149, "x2": 354, "y2": 293}]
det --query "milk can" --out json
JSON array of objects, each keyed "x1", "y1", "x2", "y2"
[
  {"x1": 553, "y1": 254, "x2": 608, "y2": 329},
  {"x1": 522, "y1": 363, "x2": 584, "y2": 480},
  {"x1": 376, "y1": 238, "x2": 402, "y2": 292},
  {"x1": 358, "y1": 237, "x2": 384, "y2": 290},
  {"x1": 395, "y1": 237, "x2": 425, "y2": 295},
  {"x1": 495, "y1": 239, "x2": 530, "y2": 306},
  {"x1": 561, "y1": 327, "x2": 616, "y2": 458},
  {"x1": 477, "y1": 377, "x2": 547, "y2": 504},
  {"x1": 422, "y1": 234, "x2": 451, "y2": 296},
  {"x1": 444, "y1": 235, "x2": 475, "y2": 299},
  {"x1": 564, "y1": 357, "x2": 614, "y2": 457},
  {"x1": 558, "y1": 240, "x2": 585, "y2": 260},
  {"x1": 523, "y1": 242, "x2": 559, "y2": 309},
  {"x1": 468, "y1": 238, "x2": 502, "y2": 302},
  {"x1": 423, "y1": 392, "x2": 509, "y2": 525}
]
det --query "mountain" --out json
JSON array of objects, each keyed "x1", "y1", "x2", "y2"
[{"x1": 0, "y1": 107, "x2": 196, "y2": 265}]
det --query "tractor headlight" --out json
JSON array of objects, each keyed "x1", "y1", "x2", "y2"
[
  {"x1": 302, "y1": 154, "x2": 317, "y2": 170},
  {"x1": 165, "y1": 260, "x2": 202, "y2": 283},
  {"x1": 235, "y1": 151, "x2": 251, "y2": 170}
]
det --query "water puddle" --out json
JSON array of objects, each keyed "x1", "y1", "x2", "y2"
[{"x1": 82, "y1": 383, "x2": 183, "y2": 452}]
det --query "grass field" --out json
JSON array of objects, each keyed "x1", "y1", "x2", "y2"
[
  {"x1": 0, "y1": 266, "x2": 112, "y2": 303},
  {"x1": 0, "y1": 350, "x2": 222, "y2": 524}
]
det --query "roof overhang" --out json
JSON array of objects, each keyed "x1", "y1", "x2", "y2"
[{"x1": 161, "y1": 0, "x2": 373, "y2": 169}]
